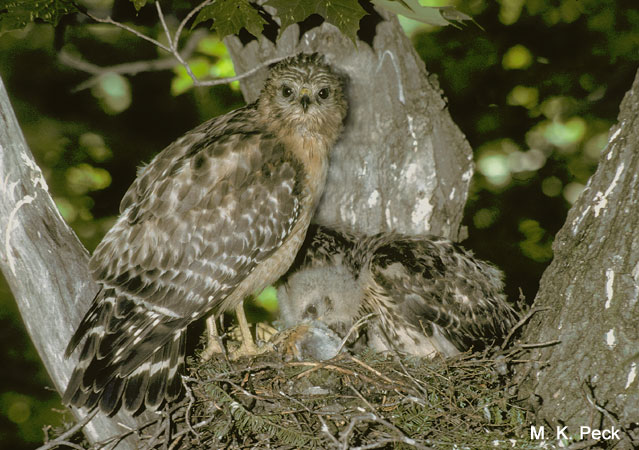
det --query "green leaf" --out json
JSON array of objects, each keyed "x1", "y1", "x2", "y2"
[
  {"x1": 320, "y1": 0, "x2": 366, "y2": 42},
  {"x1": 371, "y1": 0, "x2": 472, "y2": 27},
  {"x1": 192, "y1": 0, "x2": 266, "y2": 39},
  {"x1": 132, "y1": 0, "x2": 149, "y2": 11},
  {"x1": 371, "y1": 0, "x2": 447, "y2": 26},
  {"x1": 265, "y1": 0, "x2": 366, "y2": 42},
  {"x1": 0, "y1": 0, "x2": 77, "y2": 31},
  {"x1": 264, "y1": 0, "x2": 314, "y2": 34}
]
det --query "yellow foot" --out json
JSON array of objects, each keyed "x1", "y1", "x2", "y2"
[
  {"x1": 228, "y1": 338, "x2": 275, "y2": 360},
  {"x1": 201, "y1": 315, "x2": 224, "y2": 361},
  {"x1": 226, "y1": 323, "x2": 276, "y2": 359},
  {"x1": 201, "y1": 338, "x2": 225, "y2": 361},
  {"x1": 229, "y1": 322, "x2": 278, "y2": 344}
]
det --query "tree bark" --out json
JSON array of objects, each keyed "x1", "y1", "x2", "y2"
[
  {"x1": 0, "y1": 76, "x2": 149, "y2": 449},
  {"x1": 517, "y1": 68, "x2": 639, "y2": 447},
  {"x1": 226, "y1": 8, "x2": 473, "y2": 240}
]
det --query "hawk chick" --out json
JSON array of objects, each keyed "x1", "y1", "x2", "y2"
[
  {"x1": 63, "y1": 54, "x2": 347, "y2": 414},
  {"x1": 278, "y1": 225, "x2": 518, "y2": 359}
]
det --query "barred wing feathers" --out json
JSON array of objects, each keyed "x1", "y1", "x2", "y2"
[
  {"x1": 367, "y1": 236, "x2": 518, "y2": 352},
  {"x1": 63, "y1": 106, "x2": 304, "y2": 414}
]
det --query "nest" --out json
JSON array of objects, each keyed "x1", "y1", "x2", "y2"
[
  {"x1": 46, "y1": 346, "x2": 535, "y2": 449},
  {"x1": 149, "y1": 347, "x2": 530, "y2": 449}
]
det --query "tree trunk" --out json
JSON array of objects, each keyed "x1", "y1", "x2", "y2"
[
  {"x1": 517, "y1": 68, "x2": 639, "y2": 448},
  {"x1": 0, "y1": 76, "x2": 150, "y2": 449},
  {"x1": 226, "y1": 8, "x2": 473, "y2": 240}
]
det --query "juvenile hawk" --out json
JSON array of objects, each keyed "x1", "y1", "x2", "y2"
[
  {"x1": 278, "y1": 225, "x2": 518, "y2": 359},
  {"x1": 63, "y1": 54, "x2": 348, "y2": 414}
]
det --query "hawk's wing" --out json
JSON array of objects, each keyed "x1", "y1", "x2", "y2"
[
  {"x1": 368, "y1": 237, "x2": 517, "y2": 351},
  {"x1": 64, "y1": 105, "x2": 305, "y2": 413},
  {"x1": 91, "y1": 109, "x2": 302, "y2": 318}
]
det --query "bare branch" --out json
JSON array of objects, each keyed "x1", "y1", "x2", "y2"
[
  {"x1": 501, "y1": 306, "x2": 550, "y2": 350},
  {"x1": 71, "y1": 1, "x2": 287, "y2": 92},
  {"x1": 36, "y1": 410, "x2": 97, "y2": 450},
  {"x1": 155, "y1": 2, "x2": 173, "y2": 50},
  {"x1": 194, "y1": 55, "x2": 286, "y2": 87},
  {"x1": 336, "y1": 312, "x2": 376, "y2": 355},
  {"x1": 175, "y1": 0, "x2": 213, "y2": 48},
  {"x1": 58, "y1": 29, "x2": 208, "y2": 92},
  {"x1": 517, "y1": 339, "x2": 561, "y2": 349},
  {"x1": 59, "y1": 52, "x2": 175, "y2": 91},
  {"x1": 83, "y1": 10, "x2": 171, "y2": 53}
]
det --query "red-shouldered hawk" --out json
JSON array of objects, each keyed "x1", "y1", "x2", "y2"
[
  {"x1": 62, "y1": 54, "x2": 348, "y2": 414},
  {"x1": 277, "y1": 225, "x2": 518, "y2": 359}
]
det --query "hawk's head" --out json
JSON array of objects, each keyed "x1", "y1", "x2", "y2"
[{"x1": 259, "y1": 53, "x2": 348, "y2": 139}]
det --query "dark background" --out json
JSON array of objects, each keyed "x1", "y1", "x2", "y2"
[{"x1": 0, "y1": 0, "x2": 637, "y2": 447}]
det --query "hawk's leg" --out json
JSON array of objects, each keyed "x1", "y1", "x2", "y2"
[
  {"x1": 202, "y1": 315, "x2": 225, "y2": 361},
  {"x1": 202, "y1": 303, "x2": 275, "y2": 360},
  {"x1": 229, "y1": 303, "x2": 276, "y2": 358},
  {"x1": 233, "y1": 302, "x2": 258, "y2": 355}
]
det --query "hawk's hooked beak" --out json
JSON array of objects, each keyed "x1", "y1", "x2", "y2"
[{"x1": 300, "y1": 88, "x2": 311, "y2": 112}]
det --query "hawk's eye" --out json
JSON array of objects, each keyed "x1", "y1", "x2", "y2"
[
  {"x1": 318, "y1": 88, "x2": 330, "y2": 99},
  {"x1": 304, "y1": 304, "x2": 317, "y2": 318},
  {"x1": 281, "y1": 86, "x2": 293, "y2": 98}
]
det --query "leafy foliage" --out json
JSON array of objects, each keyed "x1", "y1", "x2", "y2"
[
  {"x1": 131, "y1": 0, "x2": 149, "y2": 11},
  {"x1": 0, "y1": 0, "x2": 77, "y2": 31},
  {"x1": 192, "y1": 0, "x2": 267, "y2": 40},
  {"x1": 371, "y1": 0, "x2": 451, "y2": 27},
  {"x1": 0, "y1": 0, "x2": 467, "y2": 43},
  {"x1": 265, "y1": 0, "x2": 367, "y2": 42}
]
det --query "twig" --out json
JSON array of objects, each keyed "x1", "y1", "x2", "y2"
[
  {"x1": 139, "y1": 412, "x2": 168, "y2": 450},
  {"x1": 517, "y1": 339, "x2": 561, "y2": 349},
  {"x1": 583, "y1": 378, "x2": 623, "y2": 434},
  {"x1": 501, "y1": 306, "x2": 550, "y2": 350},
  {"x1": 194, "y1": 55, "x2": 287, "y2": 87},
  {"x1": 278, "y1": 390, "x2": 340, "y2": 447},
  {"x1": 96, "y1": 403, "x2": 184, "y2": 449},
  {"x1": 169, "y1": 415, "x2": 216, "y2": 443},
  {"x1": 181, "y1": 376, "x2": 200, "y2": 441},
  {"x1": 390, "y1": 357, "x2": 430, "y2": 397},
  {"x1": 339, "y1": 413, "x2": 374, "y2": 448},
  {"x1": 155, "y1": 1, "x2": 173, "y2": 50},
  {"x1": 348, "y1": 384, "x2": 432, "y2": 449},
  {"x1": 154, "y1": 1, "x2": 199, "y2": 85},
  {"x1": 318, "y1": 415, "x2": 342, "y2": 448},
  {"x1": 174, "y1": 0, "x2": 213, "y2": 48},
  {"x1": 36, "y1": 410, "x2": 97, "y2": 450},
  {"x1": 348, "y1": 354, "x2": 400, "y2": 386},
  {"x1": 291, "y1": 360, "x2": 384, "y2": 387},
  {"x1": 75, "y1": 1, "x2": 288, "y2": 91},
  {"x1": 336, "y1": 313, "x2": 376, "y2": 354},
  {"x1": 83, "y1": 9, "x2": 171, "y2": 53},
  {"x1": 167, "y1": 433, "x2": 185, "y2": 450},
  {"x1": 59, "y1": 29, "x2": 207, "y2": 91}
]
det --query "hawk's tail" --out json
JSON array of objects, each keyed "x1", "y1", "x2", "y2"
[{"x1": 63, "y1": 289, "x2": 187, "y2": 415}]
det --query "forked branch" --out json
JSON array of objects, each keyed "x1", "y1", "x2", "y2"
[{"x1": 65, "y1": 0, "x2": 285, "y2": 90}]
